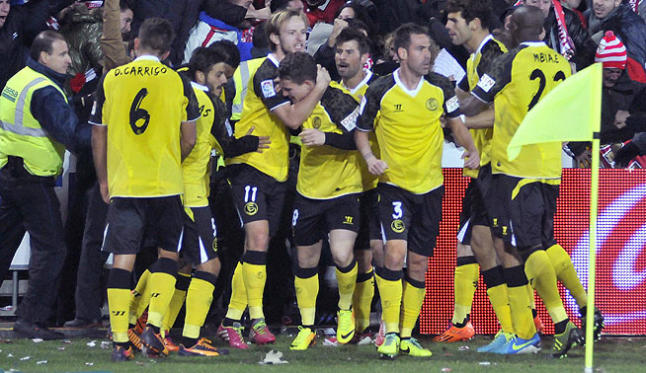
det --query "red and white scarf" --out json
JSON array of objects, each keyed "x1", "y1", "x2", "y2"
[{"x1": 552, "y1": 0, "x2": 575, "y2": 61}]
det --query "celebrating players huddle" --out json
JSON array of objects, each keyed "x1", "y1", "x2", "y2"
[{"x1": 94, "y1": 0, "x2": 604, "y2": 363}]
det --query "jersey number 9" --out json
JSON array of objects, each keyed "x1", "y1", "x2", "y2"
[{"x1": 130, "y1": 88, "x2": 151, "y2": 135}]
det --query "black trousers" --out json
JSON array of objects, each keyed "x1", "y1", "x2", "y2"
[
  {"x1": 72, "y1": 183, "x2": 109, "y2": 321},
  {"x1": 0, "y1": 164, "x2": 66, "y2": 324}
]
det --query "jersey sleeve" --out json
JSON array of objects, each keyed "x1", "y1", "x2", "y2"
[
  {"x1": 457, "y1": 75, "x2": 469, "y2": 92},
  {"x1": 476, "y1": 40, "x2": 506, "y2": 79},
  {"x1": 181, "y1": 75, "x2": 200, "y2": 122},
  {"x1": 471, "y1": 48, "x2": 516, "y2": 104},
  {"x1": 89, "y1": 74, "x2": 107, "y2": 126},
  {"x1": 252, "y1": 63, "x2": 290, "y2": 111},
  {"x1": 320, "y1": 87, "x2": 360, "y2": 133},
  {"x1": 356, "y1": 75, "x2": 392, "y2": 132},
  {"x1": 425, "y1": 72, "x2": 461, "y2": 118}
]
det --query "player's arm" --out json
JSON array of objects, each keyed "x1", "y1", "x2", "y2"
[
  {"x1": 463, "y1": 51, "x2": 513, "y2": 116},
  {"x1": 211, "y1": 99, "x2": 270, "y2": 157},
  {"x1": 271, "y1": 66, "x2": 332, "y2": 129},
  {"x1": 180, "y1": 121, "x2": 197, "y2": 160},
  {"x1": 448, "y1": 116, "x2": 480, "y2": 169},
  {"x1": 180, "y1": 75, "x2": 200, "y2": 160},
  {"x1": 89, "y1": 76, "x2": 109, "y2": 203},
  {"x1": 463, "y1": 107, "x2": 494, "y2": 129},
  {"x1": 301, "y1": 89, "x2": 360, "y2": 150},
  {"x1": 355, "y1": 87, "x2": 387, "y2": 175}
]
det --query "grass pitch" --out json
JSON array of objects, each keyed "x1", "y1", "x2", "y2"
[{"x1": 0, "y1": 333, "x2": 642, "y2": 373}]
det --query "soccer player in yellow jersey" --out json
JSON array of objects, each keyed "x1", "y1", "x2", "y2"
[
  {"x1": 90, "y1": 18, "x2": 199, "y2": 361},
  {"x1": 355, "y1": 23, "x2": 480, "y2": 359},
  {"x1": 218, "y1": 9, "x2": 332, "y2": 348},
  {"x1": 461, "y1": 6, "x2": 584, "y2": 357},
  {"x1": 275, "y1": 52, "x2": 363, "y2": 350},
  {"x1": 331, "y1": 28, "x2": 382, "y2": 342},
  {"x1": 435, "y1": 0, "x2": 514, "y2": 347}
]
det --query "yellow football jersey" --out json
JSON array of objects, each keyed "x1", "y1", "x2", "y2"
[
  {"x1": 471, "y1": 42, "x2": 571, "y2": 180},
  {"x1": 297, "y1": 87, "x2": 363, "y2": 200},
  {"x1": 458, "y1": 35, "x2": 507, "y2": 178},
  {"x1": 330, "y1": 70, "x2": 379, "y2": 191},
  {"x1": 90, "y1": 56, "x2": 200, "y2": 198},
  {"x1": 357, "y1": 69, "x2": 461, "y2": 195},
  {"x1": 182, "y1": 82, "x2": 219, "y2": 207},
  {"x1": 227, "y1": 54, "x2": 291, "y2": 182}
]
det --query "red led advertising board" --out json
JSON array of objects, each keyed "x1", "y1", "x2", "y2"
[{"x1": 420, "y1": 169, "x2": 646, "y2": 335}]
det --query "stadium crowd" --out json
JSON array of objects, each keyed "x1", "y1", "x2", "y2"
[{"x1": 0, "y1": 0, "x2": 645, "y2": 362}]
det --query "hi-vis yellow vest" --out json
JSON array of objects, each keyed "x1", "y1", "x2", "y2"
[
  {"x1": 0, "y1": 67, "x2": 67, "y2": 176},
  {"x1": 230, "y1": 57, "x2": 265, "y2": 122}
]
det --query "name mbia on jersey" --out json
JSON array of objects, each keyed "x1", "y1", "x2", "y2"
[{"x1": 533, "y1": 52, "x2": 561, "y2": 64}]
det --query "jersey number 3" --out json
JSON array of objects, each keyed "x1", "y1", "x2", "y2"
[
  {"x1": 130, "y1": 88, "x2": 151, "y2": 135},
  {"x1": 528, "y1": 69, "x2": 566, "y2": 110}
]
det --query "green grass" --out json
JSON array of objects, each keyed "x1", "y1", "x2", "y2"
[{"x1": 0, "y1": 334, "x2": 643, "y2": 373}]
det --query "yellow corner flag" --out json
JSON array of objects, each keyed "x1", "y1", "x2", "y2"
[{"x1": 507, "y1": 63, "x2": 602, "y2": 161}]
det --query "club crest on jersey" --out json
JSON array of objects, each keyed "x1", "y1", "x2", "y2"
[
  {"x1": 261, "y1": 79, "x2": 276, "y2": 98},
  {"x1": 312, "y1": 116, "x2": 322, "y2": 129},
  {"x1": 391, "y1": 219, "x2": 405, "y2": 233},
  {"x1": 426, "y1": 98, "x2": 439, "y2": 111},
  {"x1": 244, "y1": 202, "x2": 259, "y2": 216}
]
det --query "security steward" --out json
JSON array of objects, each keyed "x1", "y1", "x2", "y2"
[{"x1": 0, "y1": 30, "x2": 90, "y2": 340}]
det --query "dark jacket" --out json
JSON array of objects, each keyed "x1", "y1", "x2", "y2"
[
  {"x1": 27, "y1": 58, "x2": 91, "y2": 153},
  {"x1": 544, "y1": 6, "x2": 597, "y2": 70},
  {"x1": 587, "y1": 4, "x2": 646, "y2": 82},
  {"x1": 168, "y1": 0, "x2": 203, "y2": 66},
  {"x1": 59, "y1": 4, "x2": 103, "y2": 76},
  {"x1": 0, "y1": 0, "x2": 73, "y2": 90}
]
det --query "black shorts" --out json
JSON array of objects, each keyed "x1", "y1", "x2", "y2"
[
  {"x1": 457, "y1": 179, "x2": 476, "y2": 245},
  {"x1": 489, "y1": 174, "x2": 554, "y2": 250},
  {"x1": 103, "y1": 196, "x2": 184, "y2": 254},
  {"x1": 180, "y1": 206, "x2": 219, "y2": 265},
  {"x1": 228, "y1": 164, "x2": 287, "y2": 237},
  {"x1": 355, "y1": 189, "x2": 382, "y2": 250},
  {"x1": 377, "y1": 183, "x2": 443, "y2": 257},
  {"x1": 541, "y1": 183, "x2": 559, "y2": 248},
  {"x1": 292, "y1": 193, "x2": 360, "y2": 246}
]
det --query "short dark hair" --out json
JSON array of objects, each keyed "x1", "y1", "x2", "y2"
[
  {"x1": 208, "y1": 40, "x2": 241, "y2": 69},
  {"x1": 189, "y1": 47, "x2": 229, "y2": 80},
  {"x1": 279, "y1": 52, "x2": 317, "y2": 85},
  {"x1": 119, "y1": 0, "x2": 132, "y2": 12},
  {"x1": 446, "y1": 0, "x2": 494, "y2": 31},
  {"x1": 393, "y1": 23, "x2": 429, "y2": 52},
  {"x1": 335, "y1": 28, "x2": 370, "y2": 55},
  {"x1": 30, "y1": 30, "x2": 67, "y2": 61},
  {"x1": 137, "y1": 17, "x2": 174, "y2": 54}
]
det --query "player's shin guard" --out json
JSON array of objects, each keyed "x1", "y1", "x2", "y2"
[
  {"x1": 336, "y1": 260, "x2": 358, "y2": 311},
  {"x1": 375, "y1": 267, "x2": 403, "y2": 334},
  {"x1": 147, "y1": 258, "x2": 178, "y2": 329},
  {"x1": 183, "y1": 271, "x2": 217, "y2": 340},
  {"x1": 504, "y1": 265, "x2": 536, "y2": 340},
  {"x1": 241, "y1": 251, "x2": 267, "y2": 320},
  {"x1": 162, "y1": 272, "x2": 191, "y2": 332},
  {"x1": 353, "y1": 270, "x2": 375, "y2": 333},
  {"x1": 295, "y1": 267, "x2": 319, "y2": 327},
  {"x1": 400, "y1": 276, "x2": 426, "y2": 339},
  {"x1": 482, "y1": 266, "x2": 514, "y2": 334},
  {"x1": 108, "y1": 268, "x2": 133, "y2": 344},
  {"x1": 129, "y1": 269, "x2": 151, "y2": 325},
  {"x1": 452, "y1": 257, "x2": 479, "y2": 326},
  {"x1": 525, "y1": 250, "x2": 568, "y2": 329},
  {"x1": 225, "y1": 261, "x2": 248, "y2": 322},
  {"x1": 546, "y1": 244, "x2": 587, "y2": 308}
]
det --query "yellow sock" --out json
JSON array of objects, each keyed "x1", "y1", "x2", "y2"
[
  {"x1": 225, "y1": 262, "x2": 248, "y2": 321},
  {"x1": 505, "y1": 265, "x2": 536, "y2": 340},
  {"x1": 129, "y1": 269, "x2": 151, "y2": 325},
  {"x1": 353, "y1": 270, "x2": 375, "y2": 333},
  {"x1": 108, "y1": 288, "x2": 132, "y2": 343},
  {"x1": 147, "y1": 272, "x2": 177, "y2": 328},
  {"x1": 162, "y1": 272, "x2": 191, "y2": 332},
  {"x1": 183, "y1": 277, "x2": 215, "y2": 339},
  {"x1": 375, "y1": 269, "x2": 402, "y2": 334},
  {"x1": 525, "y1": 250, "x2": 568, "y2": 325},
  {"x1": 336, "y1": 261, "x2": 358, "y2": 311},
  {"x1": 452, "y1": 261, "x2": 479, "y2": 325},
  {"x1": 527, "y1": 284, "x2": 536, "y2": 312},
  {"x1": 295, "y1": 269, "x2": 319, "y2": 326},
  {"x1": 400, "y1": 278, "x2": 426, "y2": 339},
  {"x1": 242, "y1": 261, "x2": 266, "y2": 320},
  {"x1": 547, "y1": 244, "x2": 587, "y2": 308},
  {"x1": 487, "y1": 284, "x2": 514, "y2": 334}
]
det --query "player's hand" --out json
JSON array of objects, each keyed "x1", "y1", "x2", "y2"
[
  {"x1": 366, "y1": 156, "x2": 388, "y2": 175},
  {"x1": 299, "y1": 128, "x2": 325, "y2": 146},
  {"x1": 99, "y1": 181, "x2": 110, "y2": 204},
  {"x1": 316, "y1": 65, "x2": 331, "y2": 90},
  {"x1": 246, "y1": 126, "x2": 271, "y2": 153},
  {"x1": 462, "y1": 149, "x2": 480, "y2": 169}
]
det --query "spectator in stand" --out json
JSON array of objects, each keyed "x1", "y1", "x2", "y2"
[
  {"x1": 525, "y1": 0, "x2": 597, "y2": 70},
  {"x1": 303, "y1": 0, "x2": 344, "y2": 25},
  {"x1": 587, "y1": 0, "x2": 646, "y2": 82},
  {"x1": 615, "y1": 132, "x2": 646, "y2": 167},
  {"x1": 270, "y1": 0, "x2": 305, "y2": 12}
]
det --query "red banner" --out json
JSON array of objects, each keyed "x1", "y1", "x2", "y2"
[{"x1": 420, "y1": 169, "x2": 646, "y2": 335}]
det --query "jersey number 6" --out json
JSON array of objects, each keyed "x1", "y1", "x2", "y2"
[
  {"x1": 130, "y1": 88, "x2": 151, "y2": 135},
  {"x1": 528, "y1": 69, "x2": 566, "y2": 110}
]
